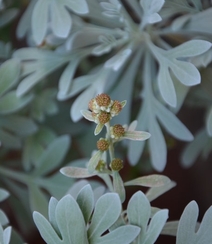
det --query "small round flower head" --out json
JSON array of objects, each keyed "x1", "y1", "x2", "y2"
[
  {"x1": 97, "y1": 138, "x2": 109, "y2": 151},
  {"x1": 96, "y1": 94, "x2": 111, "y2": 108},
  {"x1": 110, "y1": 100, "x2": 122, "y2": 117},
  {"x1": 111, "y1": 124, "x2": 125, "y2": 139},
  {"x1": 98, "y1": 111, "x2": 111, "y2": 124},
  {"x1": 95, "y1": 159, "x2": 106, "y2": 172},
  {"x1": 110, "y1": 158, "x2": 123, "y2": 171}
]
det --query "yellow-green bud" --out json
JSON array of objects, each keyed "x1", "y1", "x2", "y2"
[
  {"x1": 97, "y1": 138, "x2": 109, "y2": 151},
  {"x1": 110, "y1": 158, "x2": 123, "y2": 171},
  {"x1": 95, "y1": 160, "x2": 106, "y2": 172},
  {"x1": 111, "y1": 124, "x2": 125, "y2": 139}
]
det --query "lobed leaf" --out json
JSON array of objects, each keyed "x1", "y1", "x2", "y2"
[
  {"x1": 95, "y1": 225, "x2": 140, "y2": 244},
  {"x1": 55, "y1": 195, "x2": 88, "y2": 243},
  {"x1": 176, "y1": 201, "x2": 212, "y2": 244},
  {"x1": 88, "y1": 193, "x2": 121, "y2": 241}
]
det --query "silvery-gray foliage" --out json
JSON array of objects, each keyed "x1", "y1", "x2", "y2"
[
  {"x1": 33, "y1": 185, "x2": 140, "y2": 244},
  {"x1": 11, "y1": 0, "x2": 212, "y2": 170},
  {"x1": 0, "y1": 0, "x2": 212, "y2": 243}
]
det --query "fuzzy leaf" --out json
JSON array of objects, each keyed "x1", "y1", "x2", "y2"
[
  {"x1": 127, "y1": 191, "x2": 151, "y2": 243},
  {"x1": 58, "y1": 60, "x2": 80, "y2": 97},
  {"x1": 168, "y1": 40, "x2": 211, "y2": 58},
  {"x1": 0, "y1": 189, "x2": 9, "y2": 202},
  {"x1": 32, "y1": 135, "x2": 70, "y2": 176},
  {"x1": 55, "y1": 195, "x2": 88, "y2": 243},
  {"x1": 50, "y1": 2, "x2": 72, "y2": 38},
  {"x1": 88, "y1": 193, "x2": 121, "y2": 241},
  {"x1": 148, "y1": 117, "x2": 167, "y2": 172},
  {"x1": 33, "y1": 212, "x2": 62, "y2": 244},
  {"x1": 124, "y1": 130, "x2": 151, "y2": 141},
  {"x1": 3, "y1": 226, "x2": 11, "y2": 244},
  {"x1": 0, "y1": 91, "x2": 33, "y2": 114},
  {"x1": 32, "y1": 0, "x2": 49, "y2": 45},
  {"x1": 105, "y1": 49, "x2": 132, "y2": 71},
  {"x1": 146, "y1": 181, "x2": 176, "y2": 202},
  {"x1": 155, "y1": 100, "x2": 193, "y2": 141},
  {"x1": 60, "y1": 166, "x2": 96, "y2": 178},
  {"x1": 48, "y1": 197, "x2": 59, "y2": 235},
  {"x1": 158, "y1": 63, "x2": 177, "y2": 107},
  {"x1": 144, "y1": 209, "x2": 168, "y2": 243},
  {"x1": 0, "y1": 210, "x2": 9, "y2": 226},
  {"x1": 28, "y1": 183, "x2": 48, "y2": 217},
  {"x1": 95, "y1": 225, "x2": 140, "y2": 244},
  {"x1": 81, "y1": 110, "x2": 95, "y2": 122},
  {"x1": 176, "y1": 201, "x2": 212, "y2": 244},
  {"x1": 181, "y1": 129, "x2": 208, "y2": 168},
  {"x1": 125, "y1": 175, "x2": 170, "y2": 187},
  {"x1": 76, "y1": 184, "x2": 94, "y2": 223},
  {"x1": 87, "y1": 150, "x2": 103, "y2": 173},
  {"x1": 0, "y1": 59, "x2": 20, "y2": 97},
  {"x1": 113, "y1": 171, "x2": 126, "y2": 203}
]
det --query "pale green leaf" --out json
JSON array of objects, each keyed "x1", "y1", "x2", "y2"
[
  {"x1": 76, "y1": 184, "x2": 94, "y2": 223},
  {"x1": 124, "y1": 130, "x2": 151, "y2": 141},
  {"x1": 3, "y1": 226, "x2": 11, "y2": 244},
  {"x1": 28, "y1": 183, "x2": 48, "y2": 217},
  {"x1": 33, "y1": 212, "x2": 62, "y2": 244},
  {"x1": 48, "y1": 197, "x2": 59, "y2": 235},
  {"x1": 32, "y1": 135, "x2": 70, "y2": 176},
  {"x1": 127, "y1": 191, "x2": 151, "y2": 243},
  {"x1": 60, "y1": 166, "x2": 96, "y2": 178},
  {"x1": 0, "y1": 210, "x2": 9, "y2": 226},
  {"x1": 144, "y1": 209, "x2": 168, "y2": 243},
  {"x1": 0, "y1": 189, "x2": 9, "y2": 202},
  {"x1": 146, "y1": 181, "x2": 177, "y2": 202},
  {"x1": 125, "y1": 175, "x2": 170, "y2": 187},
  {"x1": 0, "y1": 91, "x2": 33, "y2": 114},
  {"x1": 87, "y1": 150, "x2": 103, "y2": 173},
  {"x1": 55, "y1": 195, "x2": 88, "y2": 243},
  {"x1": 113, "y1": 171, "x2": 125, "y2": 203},
  {"x1": 50, "y1": 2, "x2": 72, "y2": 38},
  {"x1": 32, "y1": 0, "x2": 49, "y2": 45},
  {"x1": 0, "y1": 59, "x2": 20, "y2": 97},
  {"x1": 88, "y1": 193, "x2": 121, "y2": 241},
  {"x1": 155, "y1": 100, "x2": 193, "y2": 141},
  {"x1": 95, "y1": 225, "x2": 140, "y2": 244},
  {"x1": 169, "y1": 40, "x2": 211, "y2": 58},
  {"x1": 158, "y1": 64, "x2": 177, "y2": 107},
  {"x1": 148, "y1": 117, "x2": 167, "y2": 172}
]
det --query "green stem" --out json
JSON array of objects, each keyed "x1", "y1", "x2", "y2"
[{"x1": 0, "y1": 166, "x2": 32, "y2": 184}]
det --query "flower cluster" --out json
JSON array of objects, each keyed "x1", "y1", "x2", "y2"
[
  {"x1": 80, "y1": 94, "x2": 151, "y2": 174},
  {"x1": 81, "y1": 93, "x2": 126, "y2": 135}
]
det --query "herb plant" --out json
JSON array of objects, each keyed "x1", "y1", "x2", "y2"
[{"x1": 0, "y1": 0, "x2": 212, "y2": 243}]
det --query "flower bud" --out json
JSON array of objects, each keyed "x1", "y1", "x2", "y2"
[
  {"x1": 95, "y1": 160, "x2": 106, "y2": 172},
  {"x1": 110, "y1": 158, "x2": 123, "y2": 171},
  {"x1": 95, "y1": 94, "x2": 111, "y2": 107},
  {"x1": 98, "y1": 111, "x2": 111, "y2": 124},
  {"x1": 97, "y1": 138, "x2": 109, "y2": 151},
  {"x1": 111, "y1": 100, "x2": 122, "y2": 116},
  {"x1": 111, "y1": 124, "x2": 125, "y2": 139}
]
